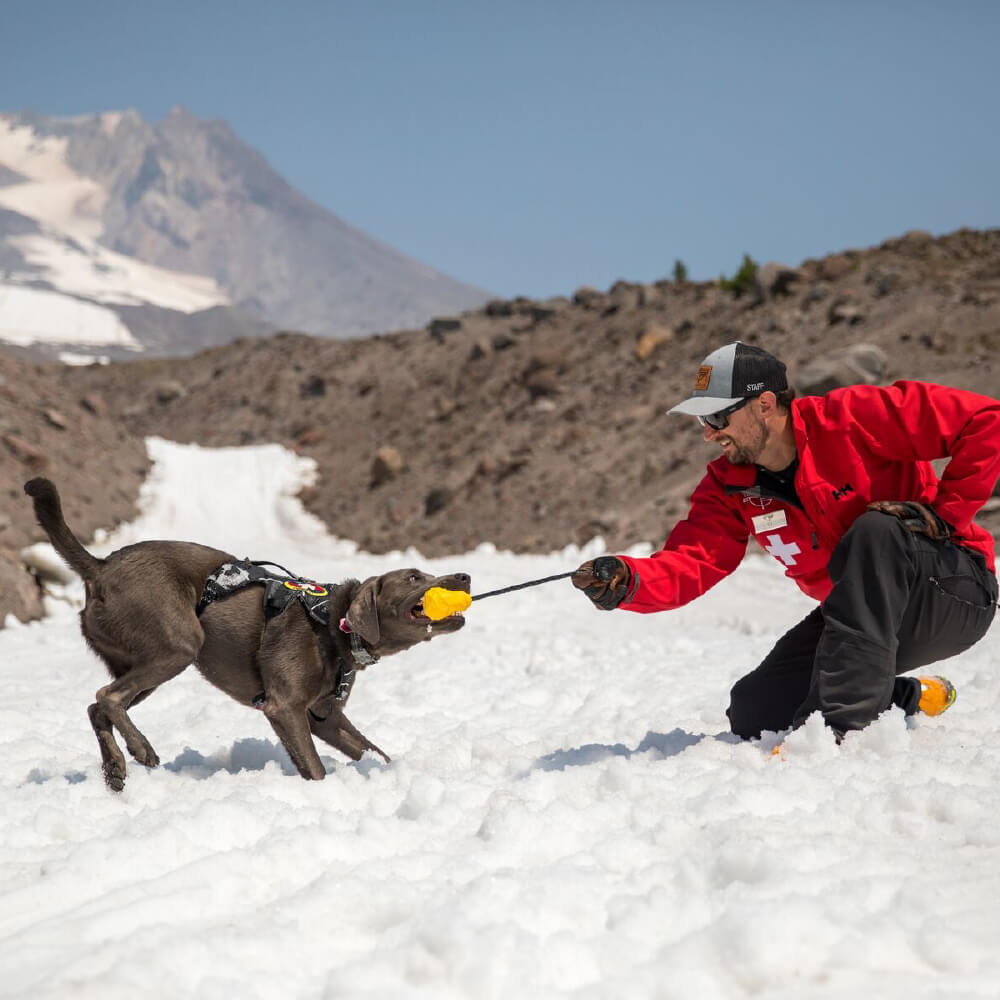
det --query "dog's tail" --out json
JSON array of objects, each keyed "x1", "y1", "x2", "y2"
[{"x1": 24, "y1": 478, "x2": 104, "y2": 580}]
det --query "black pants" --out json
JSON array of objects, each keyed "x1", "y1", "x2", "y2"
[{"x1": 727, "y1": 511, "x2": 999, "y2": 738}]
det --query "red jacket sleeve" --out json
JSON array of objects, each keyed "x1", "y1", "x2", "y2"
[
  {"x1": 822, "y1": 382, "x2": 1000, "y2": 536},
  {"x1": 618, "y1": 464, "x2": 749, "y2": 613}
]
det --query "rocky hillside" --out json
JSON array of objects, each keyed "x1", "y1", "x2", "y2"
[{"x1": 3, "y1": 227, "x2": 999, "y2": 625}]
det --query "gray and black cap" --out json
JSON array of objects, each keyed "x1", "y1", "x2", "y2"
[{"x1": 668, "y1": 342, "x2": 788, "y2": 417}]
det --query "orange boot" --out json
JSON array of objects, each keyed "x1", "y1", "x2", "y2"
[{"x1": 918, "y1": 676, "x2": 957, "y2": 716}]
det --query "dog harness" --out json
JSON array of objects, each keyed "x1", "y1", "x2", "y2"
[{"x1": 197, "y1": 559, "x2": 375, "y2": 704}]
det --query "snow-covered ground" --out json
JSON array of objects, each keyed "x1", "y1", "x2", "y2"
[
  {"x1": 0, "y1": 282, "x2": 140, "y2": 350},
  {"x1": 1, "y1": 439, "x2": 998, "y2": 999}
]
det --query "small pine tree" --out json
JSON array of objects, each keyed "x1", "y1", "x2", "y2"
[
  {"x1": 719, "y1": 254, "x2": 758, "y2": 297},
  {"x1": 672, "y1": 259, "x2": 688, "y2": 283}
]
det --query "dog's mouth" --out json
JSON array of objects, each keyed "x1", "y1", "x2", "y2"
[
  {"x1": 409, "y1": 600, "x2": 465, "y2": 625},
  {"x1": 406, "y1": 581, "x2": 470, "y2": 631}
]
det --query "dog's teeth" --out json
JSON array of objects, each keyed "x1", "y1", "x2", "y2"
[{"x1": 426, "y1": 623, "x2": 432, "y2": 634}]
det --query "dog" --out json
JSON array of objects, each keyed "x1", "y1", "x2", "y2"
[{"x1": 24, "y1": 477, "x2": 470, "y2": 791}]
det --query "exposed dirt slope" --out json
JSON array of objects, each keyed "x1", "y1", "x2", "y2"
[{"x1": 3, "y1": 227, "x2": 999, "y2": 623}]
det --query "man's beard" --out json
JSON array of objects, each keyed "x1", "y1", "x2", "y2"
[{"x1": 723, "y1": 419, "x2": 768, "y2": 465}]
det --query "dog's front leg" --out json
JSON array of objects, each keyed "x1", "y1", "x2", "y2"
[
  {"x1": 259, "y1": 698, "x2": 327, "y2": 780},
  {"x1": 309, "y1": 708, "x2": 391, "y2": 764}
]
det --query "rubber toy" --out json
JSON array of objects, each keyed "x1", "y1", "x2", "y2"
[{"x1": 422, "y1": 587, "x2": 473, "y2": 620}]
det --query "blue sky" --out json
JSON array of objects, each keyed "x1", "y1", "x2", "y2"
[{"x1": 4, "y1": 1, "x2": 998, "y2": 298}]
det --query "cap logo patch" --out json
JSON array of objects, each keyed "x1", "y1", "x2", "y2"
[
  {"x1": 694, "y1": 366, "x2": 712, "y2": 391},
  {"x1": 746, "y1": 381, "x2": 764, "y2": 392}
]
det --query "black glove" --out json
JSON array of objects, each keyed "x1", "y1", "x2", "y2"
[
  {"x1": 866, "y1": 500, "x2": 952, "y2": 541},
  {"x1": 571, "y1": 556, "x2": 631, "y2": 610}
]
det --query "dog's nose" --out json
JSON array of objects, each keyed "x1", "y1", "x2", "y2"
[{"x1": 453, "y1": 573, "x2": 471, "y2": 585}]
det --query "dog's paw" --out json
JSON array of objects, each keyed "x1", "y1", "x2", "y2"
[
  {"x1": 124, "y1": 736, "x2": 160, "y2": 768},
  {"x1": 103, "y1": 760, "x2": 126, "y2": 792}
]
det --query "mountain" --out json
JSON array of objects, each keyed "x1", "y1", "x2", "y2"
[
  {"x1": 3, "y1": 226, "x2": 999, "y2": 626},
  {"x1": 0, "y1": 109, "x2": 490, "y2": 359}
]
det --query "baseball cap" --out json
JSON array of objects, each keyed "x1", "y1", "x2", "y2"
[{"x1": 668, "y1": 342, "x2": 788, "y2": 417}]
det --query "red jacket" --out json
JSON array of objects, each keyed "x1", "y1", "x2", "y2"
[{"x1": 620, "y1": 381, "x2": 1000, "y2": 613}]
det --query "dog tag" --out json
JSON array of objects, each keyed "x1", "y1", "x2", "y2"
[{"x1": 752, "y1": 509, "x2": 787, "y2": 534}]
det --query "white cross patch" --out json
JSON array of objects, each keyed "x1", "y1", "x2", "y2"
[{"x1": 764, "y1": 532, "x2": 801, "y2": 566}]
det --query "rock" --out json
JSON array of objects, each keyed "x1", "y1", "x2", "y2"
[
  {"x1": 433, "y1": 397, "x2": 457, "y2": 420},
  {"x1": 424, "y1": 487, "x2": 452, "y2": 516},
  {"x1": 484, "y1": 299, "x2": 514, "y2": 317},
  {"x1": 827, "y1": 297, "x2": 865, "y2": 325},
  {"x1": 43, "y1": 408, "x2": 69, "y2": 430},
  {"x1": 2, "y1": 433, "x2": 48, "y2": 468},
  {"x1": 524, "y1": 369, "x2": 559, "y2": 399},
  {"x1": 755, "y1": 262, "x2": 803, "y2": 299},
  {"x1": 370, "y1": 446, "x2": 406, "y2": 487},
  {"x1": 635, "y1": 323, "x2": 674, "y2": 361},
  {"x1": 608, "y1": 281, "x2": 642, "y2": 311},
  {"x1": 80, "y1": 393, "x2": 109, "y2": 417},
  {"x1": 491, "y1": 333, "x2": 516, "y2": 352},
  {"x1": 428, "y1": 316, "x2": 462, "y2": 339},
  {"x1": 531, "y1": 298, "x2": 568, "y2": 322},
  {"x1": 795, "y1": 344, "x2": 888, "y2": 395},
  {"x1": 867, "y1": 267, "x2": 903, "y2": 298},
  {"x1": 300, "y1": 375, "x2": 326, "y2": 398},
  {"x1": 817, "y1": 254, "x2": 855, "y2": 281},
  {"x1": 295, "y1": 427, "x2": 324, "y2": 447},
  {"x1": 572, "y1": 286, "x2": 603, "y2": 307},
  {"x1": 0, "y1": 548, "x2": 43, "y2": 627},
  {"x1": 154, "y1": 380, "x2": 186, "y2": 404},
  {"x1": 524, "y1": 350, "x2": 568, "y2": 374}
]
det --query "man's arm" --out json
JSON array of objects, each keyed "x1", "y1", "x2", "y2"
[{"x1": 616, "y1": 466, "x2": 750, "y2": 613}]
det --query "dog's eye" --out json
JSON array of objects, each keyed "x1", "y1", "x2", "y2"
[{"x1": 407, "y1": 573, "x2": 421, "y2": 583}]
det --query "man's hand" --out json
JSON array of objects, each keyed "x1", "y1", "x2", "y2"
[
  {"x1": 571, "y1": 556, "x2": 631, "y2": 610},
  {"x1": 866, "y1": 500, "x2": 952, "y2": 541}
]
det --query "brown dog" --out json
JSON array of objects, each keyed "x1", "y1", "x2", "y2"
[{"x1": 24, "y1": 477, "x2": 469, "y2": 791}]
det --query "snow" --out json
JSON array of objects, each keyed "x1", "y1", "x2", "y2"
[
  {"x1": 0, "y1": 282, "x2": 140, "y2": 350},
  {"x1": 2, "y1": 438, "x2": 998, "y2": 999},
  {"x1": 6, "y1": 231, "x2": 228, "y2": 313}
]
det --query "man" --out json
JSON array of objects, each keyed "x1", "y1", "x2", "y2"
[{"x1": 573, "y1": 341, "x2": 1000, "y2": 740}]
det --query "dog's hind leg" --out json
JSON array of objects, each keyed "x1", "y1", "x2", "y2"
[
  {"x1": 90, "y1": 634, "x2": 202, "y2": 790},
  {"x1": 309, "y1": 708, "x2": 391, "y2": 764},
  {"x1": 87, "y1": 687, "x2": 160, "y2": 791}
]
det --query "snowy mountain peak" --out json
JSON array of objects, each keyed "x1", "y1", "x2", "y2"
[{"x1": 0, "y1": 108, "x2": 489, "y2": 359}]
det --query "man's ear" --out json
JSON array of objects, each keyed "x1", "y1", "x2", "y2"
[
  {"x1": 757, "y1": 390, "x2": 778, "y2": 418},
  {"x1": 346, "y1": 578, "x2": 380, "y2": 645}
]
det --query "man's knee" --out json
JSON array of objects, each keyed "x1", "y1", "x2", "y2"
[{"x1": 727, "y1": 674, "x2": 764, "y2": 740}]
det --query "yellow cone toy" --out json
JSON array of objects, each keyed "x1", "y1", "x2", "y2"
[{"x1": 422, "y1": 587, "x2": 473, "y2": 620}]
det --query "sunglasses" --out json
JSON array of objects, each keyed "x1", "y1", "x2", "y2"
[{"x1": 697, "y1": 396, "x2": 752, "y2": 431}]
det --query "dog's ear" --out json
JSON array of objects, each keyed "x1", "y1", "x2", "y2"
[{"x1": 345, "y1": 578, "x2": 380, "y2": 645}]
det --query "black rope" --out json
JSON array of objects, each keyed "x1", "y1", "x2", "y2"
[{"x1": 472, "y1": 571, "x2": 574, "y2": 601}]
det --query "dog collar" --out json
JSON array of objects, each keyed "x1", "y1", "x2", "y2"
[{"x1": 340, "y1": 617, "x2": 378, "y2": 667}]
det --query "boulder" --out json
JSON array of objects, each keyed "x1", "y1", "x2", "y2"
[
  {"x1": 795, "y1": 344, "x2": 888, "y2": 396},
  {"x1": 635, "y1": 323, "x2": 674, "y2": 361},
  {"x1": 0, "y1": 548, "x2": 43, "y2": 627},
  {"x1": 817, "y1": 254, "x2": 855, "y2": 281},
  {"x1": 755, "y1": 262, "x2": 803, "y2": 300}
]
